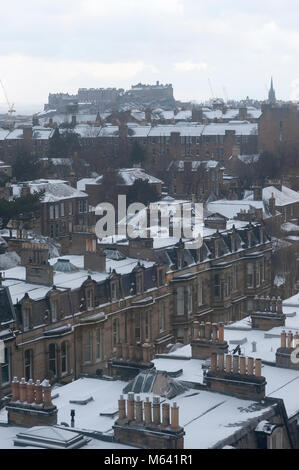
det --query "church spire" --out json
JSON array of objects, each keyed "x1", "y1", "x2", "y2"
[{"x1": 268, "y1": 77, "x2": 276, "y2": 104}]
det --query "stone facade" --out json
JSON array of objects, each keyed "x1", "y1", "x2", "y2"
[{"x1": 0, "y1": 222, "x2": 272, "y2": 398}]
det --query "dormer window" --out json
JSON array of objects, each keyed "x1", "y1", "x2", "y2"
[
  {"x1": 86, "y1": 288, "x2": 94, "y2": 309},
  {"x1": 248, "y1": 231, "x2": 252, "y2": 248},
  {"x1": 23, "y1": 306, "x2": 31, "y2": 331},
  {"x1": 231, "y1": 235, "x2": 236, "y2": 252},
  {"x1": 136, "y1": 274, "x2": 143, "y2": 295},
  {"x1": 51, "y1": 300, "x2": 58, "y2": 322},
  {"x1": 111, "y1": 281, "x2": 117, "y2": 301}
]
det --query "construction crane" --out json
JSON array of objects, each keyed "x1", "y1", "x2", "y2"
[
  {"x1": 0, "y1": 79, "x2": 15, "y2": 127},
  {"x1": 222, "y1": 86, "x2": 228, "y2": 104},
  {"x1": 208, "y1": 78, "x2": 215, "y2": 100}
]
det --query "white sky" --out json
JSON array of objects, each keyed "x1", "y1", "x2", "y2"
[{"x1": 1, "y1": 0, "x2": 299, "y2": 113}]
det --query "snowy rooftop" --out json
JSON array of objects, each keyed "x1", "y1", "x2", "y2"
[
  {"x1": 207, "y1": 199, "x2": 269, "y2": 219},
  {"x1": 148, "y1": 122, "x2": 258, "y2": 137},
  {"x1": 11, "y1": 179, "x2": 87, "y2": 203},
  {"x1": 263, "y1": 186, "x2": 299, "y2": 207},
  {"x1": 0, "y1": 376, "x2": 275, "y2": 449},
  {"x1": 0, "y1": 293, "x2": 299, "y2": 448},
  {"x1": 1, "y1": 254, "x2": 155, "y2": 304},
  {"x1": 77, "y1": 168, "x2": 162, "y2": 191}
]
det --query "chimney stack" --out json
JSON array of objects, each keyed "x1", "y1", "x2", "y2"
[
  {"x1": 114, "y1": 395, "x2": 185, "y2": 449},
  {"x1": 118, "y1": 395, "x2": 126, "y2": 420},
  {"x1": 127, "y1": 392, "x2": 135, "y2": 421},
  {"x1": 144, "y1": 397, "x2": 152, "y2": 425},
  {"x1": 7, "y1": 377, "x2": 57, "y2": 427},
  {"x1": 205, "y1": 354, "x2": 267, "y2": 400},
  {"x1": 191, "y1": 321, "x2": 228, "y2": 359},
  {"x1": 162, "y1": 403, "x2": 170, "y2": 427},
  {"x1": 170, "y1": 403, "x2": 179, "y2": 430}
]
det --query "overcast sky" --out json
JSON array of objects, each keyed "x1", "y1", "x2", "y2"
[{"x1": 1, "y1": 0, "x2": 299, "y2": 113}]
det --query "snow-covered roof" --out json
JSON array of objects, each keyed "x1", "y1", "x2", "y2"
[
  {"x1": 207, "y1": 199, "x2": 268, "y2": 219},
  {"x1": 11, "y1": 179, "x2": 87, "y2": 203},
  {"x1": 263, "y1": 185, "x2": 299, "y2": 207},
  {"x1": 174, "y1": 110, "x2": 192, "y2": 121},
  {"x1": 1, "y1": 254, "x2": 155, "y2": 304},
  {"x1": 169, "y1": 160, "x2": 219, "y2": 171},
  {"x1": 72, "y1": 124, "x2": 101, "y2": 138},
  {"x1": 0, "y1": 374, "x2": 274, "y2": 449},
  {"x1": 117, "y1": 168, "x2": 163, "y2": 186},
  {"x1": 148, "y1": 122, "x2": 258, "y2": 137},
  {"x1": 77, "y1": 169, "x2": 162, "y2": 190},
  {"x1": 0, "y1": 128, "x2": 9, "y2": 141},
  {"x1": 231, "y1": 154, "x2": 260, "y2": 164}
]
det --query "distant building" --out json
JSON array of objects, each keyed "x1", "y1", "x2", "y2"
[
  {"x1": 268, "y1": 77, "x2": 276, "y2": 104},
  {"x1": 10, "y1": 179, "x2": 89, "y2": 238}
]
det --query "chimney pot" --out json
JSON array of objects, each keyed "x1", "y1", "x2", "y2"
[
  {"x1": 255, "y1": 359, "x2": 262, "y2": 377},
  {"x1": 144, "y1": 398, "x2": 152, "y2": 425},
  {"x1": 225, "y1": 355, "x2": 232, "y2": 373},
  {"x1": 239, "y1": 356, "x2": 246, "y2": 375},
  {"x1": 127, "y1": 394, "x2": 135, "y2": 421},
  {"x1": 205, "y1": 322, "x2": 212, "y2": 340},
  {"x1": 210, "y1": 353, "x2": 217, "y2": 372},
  {"x1": 118, "y1": 395, "x2": 126, "y2": 420},
  {"x1": 218, "y1": 353, "x2": 225, "y2": 371},
  {"x1": 11, "y1": 377, "x2": 20, "y2": 402},
  {"x1": 162, "y1": 403, "x2": 170, "y2": 427},
  {"x1": 287, "y1": 331, "x2": 293, "y2": 348},
  {"x1": 171, "y1": 403, "x2": 180, "y2": 430},
  {"x1": 281, "y1": 330, "x2": 287, "y2": 348},
  {"x1": 247, "y1": 357, "x2": 254, "y2": 375},
  {"x1": 135, "y1": 396, "x2": 143, "y2": 424},
  {"x1": 153, "y1": 396, "x2": 161, "y2": 425},
  {"x1": 26, "y1": 379, "x2": 35, "y2": 404},
  {"x1": 42, "y1": 380, "x2": 53, "y2": 408},
  {"x1": 233, "y1": 355, "x2": 239, "y2": 374},
  {"x1": 19, "y1": 378, "x2": 27, "y2": 402},
  {"x1": 34, "y1": 380, "x2": 43, "y2": 405},
  {"x1": 218, "y1": 323, "x2": 224, "y2": 342},
  {"x1": 212, "y1": 323, "x2": 218, "y2": 341}
]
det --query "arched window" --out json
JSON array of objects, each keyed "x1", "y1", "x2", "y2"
[
  {"x1": 61, "y1": 342, "x2": 68, "y2": 375},
  {"x1": 49, "y1": 344, "x2": 57, "y2": 377}
]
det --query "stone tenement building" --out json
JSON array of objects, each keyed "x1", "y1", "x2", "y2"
[
  {"x1": 96, "y1": 121, "x2": 258, "y2": 174},
  {"x1": 10, "y1": 179, "x2": 89, "y2": 238},
  {"x1": 0, "y1": 221, "x2": 272, "y2": 398},
  {"x1": 258, "y1": 102, "x2": 299, "y2": 157},
  {"x1": 166, "y1": 160, "x2": 224, "y2": 201}
]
